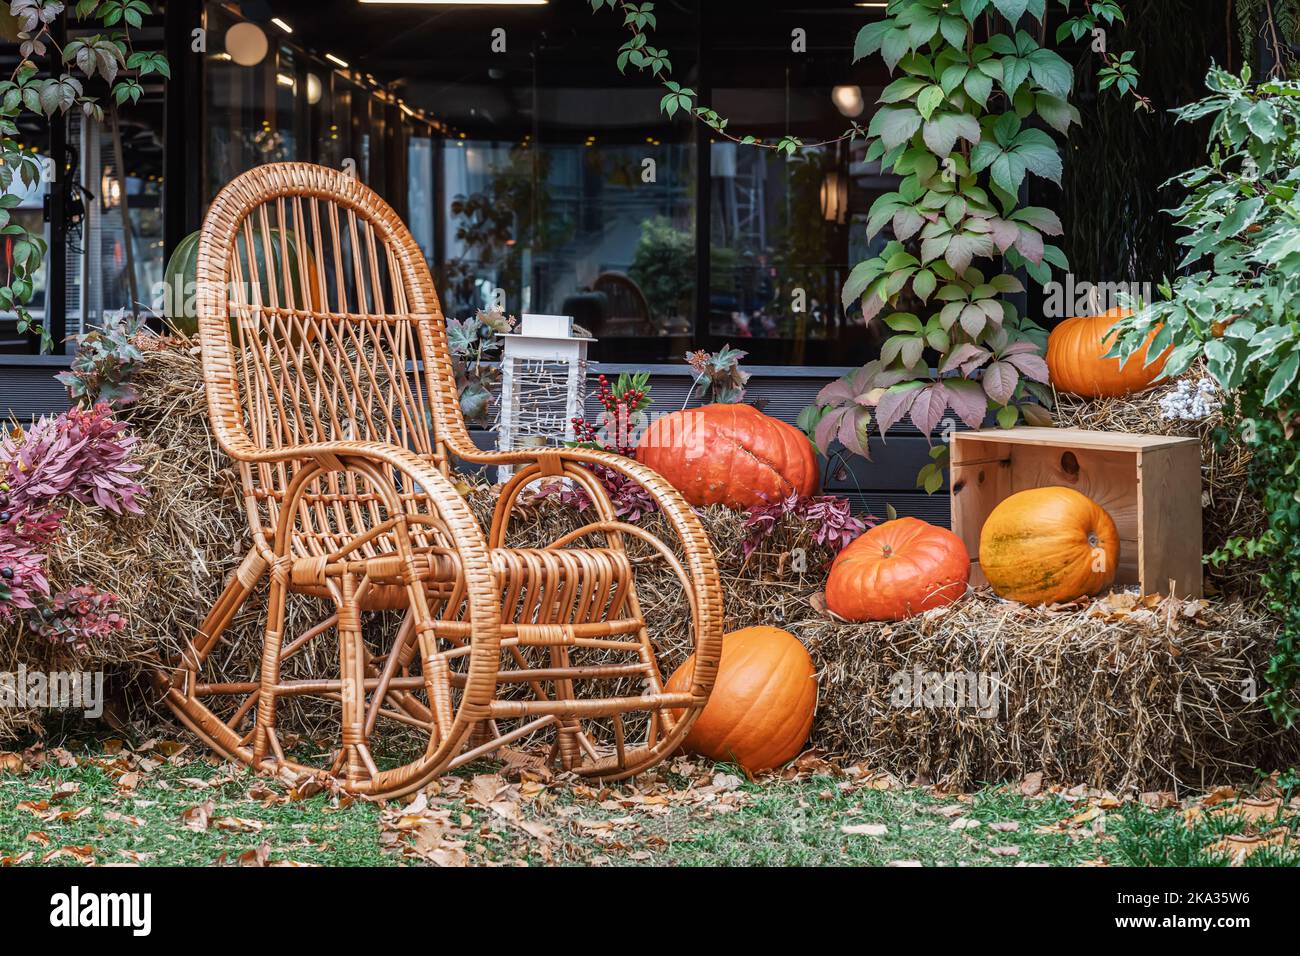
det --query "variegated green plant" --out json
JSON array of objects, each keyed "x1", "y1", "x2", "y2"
[{"x1": 1110, "y1": 66, "x2": 1300, "y2": 723}]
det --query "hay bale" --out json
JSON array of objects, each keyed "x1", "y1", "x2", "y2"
[
  {"x1": 1053, "y1": 371, "x2": 1264, "y2": 599},
  {"x1": 797, "y1": 595, "x2": 1297, "y2": 791}
]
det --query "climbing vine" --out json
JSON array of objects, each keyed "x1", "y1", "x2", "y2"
[{"x1": 589, "y1": 0, "x2": 1145, "y2": 154}]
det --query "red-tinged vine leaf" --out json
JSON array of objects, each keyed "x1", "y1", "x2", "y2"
[
  {"x1": 982, "y1": 361, "x2": 1020, "y2": 404},
  {"x1": 837, "y1": 405, "x2": 872, "y2": 457},
  {"x1": 943, "y1": 379, "x2": 989, "y2": 429},
  {"x1": 1013, "y1": 226, "x2": 1045, "y2": 264},
  {"x1": 814, "y1": 405, "x2": 848, "y2": 454},
  {"x1": 1004, "y1": 350, "x2": 1049, "y2": 382},
  {"x1": 908, "y1": 383, "x2": 950, "y2": 436},
  {"x1": 987, "y1": 217, "x2": 1021, "y2": 252},
  {"x1": 860, "y1": 286, "x2": 888, "y2": 324},
  {"x1": 941, "y1": 343, "x2": 990, "y2": 375},
  {"x1": 874, "y1": 382, "x2": 925, "y2": 435}
]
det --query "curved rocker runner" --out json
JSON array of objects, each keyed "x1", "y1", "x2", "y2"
[{"x1": 155, "y1": 162, "x2": 724, "y2": 797}]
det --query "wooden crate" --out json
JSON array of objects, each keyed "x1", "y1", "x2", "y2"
[{"x1": 950, "y1": 427, "x2": 1203, "y2": 599}]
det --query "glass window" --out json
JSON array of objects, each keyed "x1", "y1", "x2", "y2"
[{"x1": 706, "y1": 44, "x2": 894, "y2": 365}]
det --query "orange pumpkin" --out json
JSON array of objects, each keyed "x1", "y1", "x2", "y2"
[
  {"x1": 978, "y1": 486, "x2": 1120, "y2": 605},
  {"x1": 665, "y1": 625, "x2": 817, "y2": 773},
  {"x1": 824, "y1": 517, "x2": 969, "y2": 621},
  {"x1": 1047, "y1": 307, "x2": 1172, "y2": 398},
  {"x1": 636, "y1": 403, "x2": 818, "y2": 510}
]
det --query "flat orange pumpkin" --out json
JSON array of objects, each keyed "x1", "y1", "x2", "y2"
[
  {"x1": 665, "y1": 625, "x2": 817, "y2": 773},
  {"x1": 978, "y1": 486, "x2": 1120, "y2": 605},
  {"x1": 1047, "y1": 307, "x2": 1172, "y2": 398},
  {"x1": 824, "y1": 517, "x2": 970, "y2": 621},
  {"x1": 635, "y1": 403, "x2": 818, "y2": 510}
]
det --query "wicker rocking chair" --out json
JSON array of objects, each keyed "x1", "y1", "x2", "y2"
[{"x1": 157, "y1": 163, "x2": 723, "y2": 797}]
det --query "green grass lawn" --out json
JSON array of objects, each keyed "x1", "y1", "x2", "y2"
[{"x1": 2, "y1": 741, "x2": 1297, "y2": 867}]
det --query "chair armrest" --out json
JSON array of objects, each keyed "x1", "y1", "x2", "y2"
[{"x1": 244, "y1": 440, "x2": 495, "y2": 574}]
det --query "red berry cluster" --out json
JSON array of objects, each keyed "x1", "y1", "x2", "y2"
[{"x1": 570, "y1": 374, "x2": 647, "y2": 457}]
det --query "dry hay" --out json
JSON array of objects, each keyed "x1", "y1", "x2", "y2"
[
  {"x1": 799, "y1": 594, "x2": 1297, "y2": 792},
  {"x1": 2, "y1": 343, "x2": 1292, "y2": 792},
  {"x1": 1053, "y1": 370, "x2": 1264, "y2": 599}
]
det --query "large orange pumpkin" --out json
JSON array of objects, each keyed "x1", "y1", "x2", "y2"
[
  {"x1": 635, "y1": 403, "x2": 818, "y2": 510},
  {"x1": 1047, "y1": 307, "x2": 1172, "y2": 398},
  {"x1": 665, "y1": 625, "x2": 817, "y2": 773},
  {"x1": 824, "y1": 517, "x2": 970, "y2": 621},
  {"x1": 978, "y1": 486, "x2": 1120, "y2": 605}
]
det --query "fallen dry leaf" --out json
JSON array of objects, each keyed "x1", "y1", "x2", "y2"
[
  {"x1": 841, "y1": 823, "x2": 888, "y2": 837},
  {"x1": 1020, "y1": 772, "x2": 1044, "y2": 798},
  {"x1": 181, "y1": 800, "x2": 214, "y2": 832},
  {"x1": 237, "y1": 843, "x2": 271, "y2": 867},
  {"x1": 0, "y1": 752, "x2": 27, "y2": 774}
]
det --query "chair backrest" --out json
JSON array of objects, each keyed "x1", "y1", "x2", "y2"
[{"x1": 196, "y1": 163, "x2": 472, "y2": 547}]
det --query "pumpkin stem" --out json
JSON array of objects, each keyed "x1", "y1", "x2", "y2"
[{"x1": 881, "y1": 544, "x2": 893, "y2": 557}]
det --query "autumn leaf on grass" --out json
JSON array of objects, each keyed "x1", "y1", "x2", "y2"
[
  {"x1": 50, "y1": 781, "x2": 81, "y2": 802},
  {"x1": 181, "y1": 799, "x2": 215, "y2": 832},
  {"x1": 237, "y1": 843, "x2": 271, "y2": 867},
  {"x1": 1019, "y1": 771, "x2": 1044, "y2": 797},
  {"x1": 41, "y1": 845, "x2": 94, "y2": 865},
  {"x1": 469, "y1": 773, "x2": 508, "y2": 808},
  {"x1": 212, "y1": 816, "x2": 267, "y2": 834},
  {"x1": 0, "y1": 752, "x2": 27, "y2": 774},
  {"x1": 1206, "y1": 829, "x2": 1292, "y2": 865},
  {"x1": 841, "y1": 823, "x2": 888, "y2": 837}
]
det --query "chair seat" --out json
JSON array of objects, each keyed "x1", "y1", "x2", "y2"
[{"x1": 288, "y1": 546, "x2": 638, "y2": 620}]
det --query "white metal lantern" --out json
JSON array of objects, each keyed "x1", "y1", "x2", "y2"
[{"x1": 495, "y1": 313, "x2": 593, "y2": 480}]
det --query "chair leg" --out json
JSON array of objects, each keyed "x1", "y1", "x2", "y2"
[
  {"x1": 251, "y1": 567, "x2": 289, "y2": 769},
  {"x1": 337, "y1": 572, "x2": 368, "y2": 785}
]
